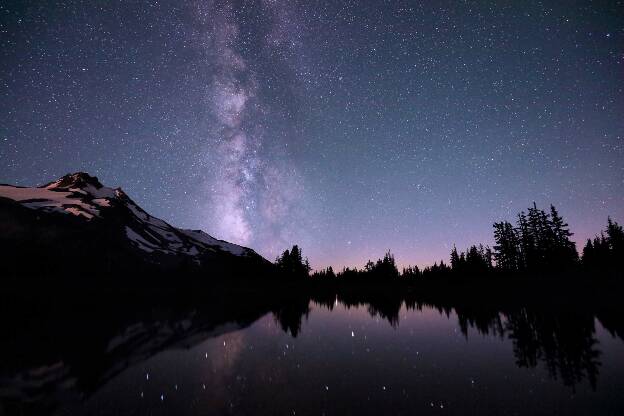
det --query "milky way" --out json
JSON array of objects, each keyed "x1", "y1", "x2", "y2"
[
  {"x1": 191, "y1": 0, "x2": 307, "y2": 252},
  {"x1": 194, "y1": 0, "x2": 260, "y2": 245},
  {"x1": 1, "y1": 0, "x2": 622, "y2": 268}
]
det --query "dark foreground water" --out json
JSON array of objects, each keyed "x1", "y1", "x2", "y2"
[{"x1": 1, "y1": 290, "x2": 624, "y2": 415}]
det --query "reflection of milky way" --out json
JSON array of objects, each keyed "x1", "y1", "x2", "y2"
[
  {"x1": 207, "y1": 331, "x2": 246, "y2": 375},
  {"x1": 194, "y1": 330, "x2": 248, "y2": 413},
  {"x1": 193, "y1": 0, "x2": 302, "y2": 250}
]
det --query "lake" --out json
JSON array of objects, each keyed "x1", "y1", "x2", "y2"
[{"x1": 7, "y1": 292, "x2": 620, "y2": 416}]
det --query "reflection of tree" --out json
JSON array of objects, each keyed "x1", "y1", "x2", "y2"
[
  {"x1": 335, "y1": 291, "x2": 403, "y2": 327},
  {"x1": 505, "y1": 308, "x2": 601, "y2": 389},
  {"x1": 272, "y1": 296, "x2": 310, "y2": 337},
  {"x1": 454, "y1": 305, "x2": 505, "y2": 338},
  {"x1": 596, "y1": 306, "x2": 624, "y2": 340},
  {"x1": 308, "y1": 286, "x2": 623, "y2": 390},
  {"x1": 366, "y1": 304, "x2": 400, "y2": 327}
]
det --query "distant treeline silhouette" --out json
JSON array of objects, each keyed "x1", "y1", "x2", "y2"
[{"x1": 275, "y1": 203, "x2": 622, "y2": 280}]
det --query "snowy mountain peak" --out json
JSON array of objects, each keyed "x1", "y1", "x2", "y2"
[
  {"x1": 44, "y1": 172, "x2": 105, "y2": 191},
  {"x1": 41, "y1": 172, "x2": 117, "y2": 201},
  {"x1": 0, "y1": 173, "x2": 266, "y2": 267}
]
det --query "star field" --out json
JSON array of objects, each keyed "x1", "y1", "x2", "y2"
[{"x1": 1, "y1": 0, "x2": 623, "y2": 268}]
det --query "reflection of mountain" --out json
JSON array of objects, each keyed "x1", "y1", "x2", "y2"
[
  {"x1": 0, "y1": 284, "x2": 284, "y2": 415},
  {"x1": 1, "y1": 283, "x2": 623, "y2": 414}
]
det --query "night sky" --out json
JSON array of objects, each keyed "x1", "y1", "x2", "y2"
[{"x1": 1, "y1": 0, "x2": 623, "y2": 269}]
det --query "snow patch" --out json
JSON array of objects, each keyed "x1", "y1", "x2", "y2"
[
  {"x1": 93, "y1": 198, "x2": 111, "y2": 207},
  {"x1": 0, "y1": 186, "x2": 100, "y2": 218},
  {"x1": 63, "y1": 206, "x2": 95, "y2": 219},
  {"x1": 181, "y1": 229, "x2": 248, "y2": 256},
  {"x1": 125, "y1": 227, "x2": 157, "y2": 253},
  {"x1": 0, "y1": 186, "x2": 72, "y2": 202}
]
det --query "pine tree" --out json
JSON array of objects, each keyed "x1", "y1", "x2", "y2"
[
  {"x1": 402, "y1": 265, "x2": 421, "y2": 279},
  {"x1": 580, "y1": 218, "x2": 622, "y2": 273},
  {"x1": 582, "y1": 239, "x2": 594, "y2": 269},
  {"x1": 450, "y1": 245, "x2": 460, "y2": 271},
  {"x1": 275, "y1": 245, "x2": 310, "y2": 278},
  {"x1": 516, "y1": 212, "x2": 534, "y2": 270},
  {"x1": 484, "y1": 246, "x2": 494, "y2": 269},
  {"x1": 549, "y1": 205, "x2": 578, "y2": 267},
  {"x1": 606, "y1": 217, "x2": 624, "y2": 256},
  {"x1": 493, "y1": 221, "x2": 521, "y2": 272}
]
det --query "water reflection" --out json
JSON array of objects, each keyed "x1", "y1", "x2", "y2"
[
  {"x1": 303, "y1": 292, "x2": 618, "y2": 391},
  {"x1": 1, "y1": 287, "x2": 623, "y2": 415}
]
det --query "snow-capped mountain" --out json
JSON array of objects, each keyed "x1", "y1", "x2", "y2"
[{"x1": 0, "y1": 172, "x2": 269, "y2": 277}]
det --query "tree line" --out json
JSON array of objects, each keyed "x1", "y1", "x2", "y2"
[
  {"x1": 492, "y1": 204, "x2": 578, "y2": 273},
  {"x1": 275, "y1": 203, "x2": 622, "y2": 281}
]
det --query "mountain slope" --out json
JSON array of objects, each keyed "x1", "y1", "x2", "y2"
[{"x1": 0, "y1": 172, "x2": 271, "y2": 277}]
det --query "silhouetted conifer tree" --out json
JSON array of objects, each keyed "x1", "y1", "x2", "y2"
[
  {"x1": 275, "y1": 245, "x2": 310, "y2": 278},
  {"x1": 517, "y1": 212, "x2": 534, "y2": 270},
  {"x1": 582, "y1": 218, "x2": 623, "y2": 275},
  {"x1": 549, "y1": 205, "x2": 578, "y2": 267},
  {"x1": 450, "y1": 245, "x2": 460, "y2": 271},
  {"x1": 450, "y1": 244, "x2": 493, "y2": 276},
  {"x1": 326, "y1": 266, "x2": 335, "y2": 278},
  {"x1": 493, "y1": 203, "x2": 577, "y2": 273},
  {"x1": 401, "y1": 265, "x2": 421, "y2": 279},
  {"x1": 493, "y1": 221, "x2": 521, "y2": 272},
  {"x1": 311, "y1": 266, "x2": 337, "y2": 279},
  {"x1": 606, "y1": 217, "x2": 623, "y2": 257},
  {"x1": 582, "y1": 239, "x2": 594, "y2": 267},
  {"x1": 366, "y1": 251, "x2": 399, "y2": 279}
]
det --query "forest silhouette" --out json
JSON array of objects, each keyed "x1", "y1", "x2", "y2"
[{"x1": 275, "y1": 203, "x2": 622, "y2": 282}]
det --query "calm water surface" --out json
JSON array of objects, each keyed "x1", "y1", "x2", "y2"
[{"x1": 65, "y1": 301, "x2": 624, "y2": 416}]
